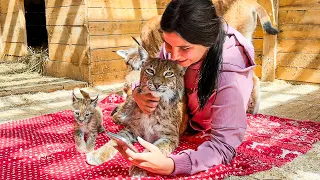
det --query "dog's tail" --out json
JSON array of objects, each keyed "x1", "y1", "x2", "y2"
[{"x1": 255, "y1": 2, "x2": 279, "y2": 35}]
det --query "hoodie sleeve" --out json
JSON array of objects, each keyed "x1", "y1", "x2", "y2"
[
  {"x1": 168, "y1": 27, "x2": 255, "y2": 176},
  {"x1": 158, "y1": 44, "x2": 171, "y2": 59}
]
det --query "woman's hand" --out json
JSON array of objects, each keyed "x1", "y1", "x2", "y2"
[
  {"x1": 114, "y1": 137, "x2": 175, "y2": 175},
  {"x1": 133, "y1": 87, "x2": 160, "y2": 114}
]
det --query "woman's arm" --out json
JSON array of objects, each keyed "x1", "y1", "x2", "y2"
[{"x1": 169, "y1": 70, "x2": 252, "y2": 175}]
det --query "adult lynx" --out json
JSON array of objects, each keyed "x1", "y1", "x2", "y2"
[{"x1": 86, "y1": 58, "x2": 188, "y2": 177}]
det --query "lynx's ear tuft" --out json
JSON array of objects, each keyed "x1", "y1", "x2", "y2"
[
  {"x1": 131, "y1": 36, "x2": 141, "y2": 46},
  {"x1": 72, "y1": 91, "x2": 80, "y2": 103},
  {"x1": 80, "y1": 89, "x2": 90, "y2": 100},
  {"x1": 91, "y1": 95, "x2": 99, "y2": 107}
]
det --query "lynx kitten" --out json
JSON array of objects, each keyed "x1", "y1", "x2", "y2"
[
  {"x1": 72, "y1": 90, "x2": 105, "y2": 153},
  {"x1": 116, "y1": 37, "x2": 148, "y2": 98}
]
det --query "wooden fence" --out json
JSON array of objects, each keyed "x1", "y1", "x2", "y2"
[{"x1": 0, "y1": 0, "x2": 319, "y2": 85}]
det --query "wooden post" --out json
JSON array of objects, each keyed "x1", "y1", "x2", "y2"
[
  {"x1": 19, "y1": 0, "x2": 28, "y2": 56},
  {"x1": 0, "y1": 18, "x2": 3, "y2": 59},
  {"x1": 259, "y1": 0, "x2": 278, "y2": 81}
]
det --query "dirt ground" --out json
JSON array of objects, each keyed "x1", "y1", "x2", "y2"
[{"x1": 1, "y1": 62, "x2": 319, "y2": 179}]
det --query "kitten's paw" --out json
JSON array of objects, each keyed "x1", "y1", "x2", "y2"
[
  {"x1": 86, "y1": 146, "x2": 117, "y2": 166},
  {"x1": 86, "y1": 151, "x2": 102, "y2": 166},
  {"x1": 129, "y1": 165, "x2": 147, "y2": 177},
  {"x1": 76, "y1": 145, "x2": 88, "y2": 153}
]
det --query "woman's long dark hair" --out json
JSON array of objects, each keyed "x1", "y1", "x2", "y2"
[{"x1": 160, "y1": 0, "x2": 226, "y2": 109}]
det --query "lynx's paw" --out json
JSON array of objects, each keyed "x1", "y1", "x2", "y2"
[
  {"x1": 129, "y1": 165, "x2": 147, "y2": 177},
  {"x1": 76, "y1": 144, "x2": 88, "y2": 153},
  {"x1": 86, "y1": 144, "x2": 118, "y2": 166},
  {"x1": 86, "y1": 151, "x2": 103, "y2": 166}
]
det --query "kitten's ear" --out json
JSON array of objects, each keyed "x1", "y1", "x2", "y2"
[
  {"x1": 132, "y1": 36, "x2": 141, "y2": 46},
  {"x1": 116, "y1": 50, "x2": 129, "y2": 58},
  {"x1": 72, "y1": 91, "x2": 79, "y2": 103},
  {"x1": 80, "y1": 89, "x2": 90, "y2": 100},
  {"x1": 91, "y1": 95, "x2": 99, "y2": 107},
  {"x1": 138, "y1": 46, "x2": 149, "y2": 63}
]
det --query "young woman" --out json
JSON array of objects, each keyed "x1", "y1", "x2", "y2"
[{"x1": 116, "y1": 0, "x2": 256, "y2": 176}]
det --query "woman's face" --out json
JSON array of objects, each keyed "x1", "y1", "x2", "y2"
[{"x1": 162, "y1": 31, "x2": 208, "y2": 67}]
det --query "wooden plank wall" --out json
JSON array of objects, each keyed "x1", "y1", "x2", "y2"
[
  {"x1": 0, "y1": 0, "x2": 27, "y2": 61},
  {"x1": 252, "y1": 0, "x2": 278, "y2": 79},
  {"x1": 252, "y1": 25, "x2": 264, "y2": 78},
  {"x1": 87, "y1": 0, "x2": 170, "y2": 85},
  {"x1": 43, "y1": 0, "x2": 90, "y2": 82},
  {"x1": 277, "y1": 0, "x2": 320, "y2": 83}
]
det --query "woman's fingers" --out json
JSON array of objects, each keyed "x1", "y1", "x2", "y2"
[
  {"x1": 125, "y1": 148, "x2": 148, "y2": 161},
  {"x1": 141, "y1": 100, "x2": 158, "y2": 114},
  {"x1": 146, "y1": 93, "x2": 160, "y2": 102},
  {"x1": 146, "y1": 101, "x2": 158, "y2": 108},
  {"x1": 137, "y1": 137, "x2": 160, "y2": 153},
  {"x1": 114, "y1": 145, "x2": 130, "y2": 159}
]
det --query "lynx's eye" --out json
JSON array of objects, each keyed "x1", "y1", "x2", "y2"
[
  {"x1": 164, "y1": 71, "x2": 174, "y2": 78},
  {"x1": 145, "y1": 68, "x2": 155, "y2": 75},
  {"x1": 74, "y1": 111, "x2": 80, "y2": 116}
]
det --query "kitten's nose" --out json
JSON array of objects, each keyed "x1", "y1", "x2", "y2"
[{"x1": 154, "y1": 83, "x2": 160, "y2": 89}]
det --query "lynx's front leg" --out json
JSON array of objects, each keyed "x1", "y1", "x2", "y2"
[
  {"x1": 86, "y1": 132, "x2": 97, "y2": 152},
  {"x1": 86, "y1": 129, "x2": 136, "y2": 166},
  {"x1": 74, "y1": 129, "x2": 87, "y2": 153}
]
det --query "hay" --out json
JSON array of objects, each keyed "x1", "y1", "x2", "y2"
[
  {"x1": 0, "y1": 62, "x2": 28, "y2": 75},
  {"x1": 18, "y1": 46, "x2": 48, "y2": 75}
]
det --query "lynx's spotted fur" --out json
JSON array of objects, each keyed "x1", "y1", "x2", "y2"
[{"x1": 86, "y1": 58, "x2": 188, "y2": 177}]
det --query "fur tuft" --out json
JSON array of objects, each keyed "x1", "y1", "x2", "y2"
[{"x1": 263, "y1": 22, "x2": 279, "y2": 35}]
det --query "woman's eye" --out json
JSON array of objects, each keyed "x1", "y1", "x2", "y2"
[
  {"x1": 85, "y1": 112, "x2": 90, "y2": 117},
  {"x1": 181, "y1": 47, "x2": 190, "y2": 51},
  {"x1": 145, "y1": 68, "x2": 155, "y2": 75},
  {"x1": 74, "y1": 111, "x2": 80, "y2": 116},
  {"x1": 164, "y1": 71, "x2": 174, "y2": 77}
]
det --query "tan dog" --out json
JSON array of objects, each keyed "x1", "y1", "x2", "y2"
[{"x1": 141, "y1": 0, "x2": 278, "y2": 57}]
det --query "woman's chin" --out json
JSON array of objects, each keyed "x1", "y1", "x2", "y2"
[{"x1": 177, "y1": 60, "x2": 190, "y2": 67}]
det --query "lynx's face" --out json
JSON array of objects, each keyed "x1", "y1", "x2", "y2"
[
  {"x1": 140, "y1": 58, "x2": 185, "y2": 102},
  {"x1": 117, "y1": 46, "x2": 148, "y2": 71},
  {"x1": 72, "y1": 91, "x2": 98, "y2": 125}
]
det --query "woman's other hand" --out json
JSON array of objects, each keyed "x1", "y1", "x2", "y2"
[{"x1": 133, "y1": 87, "x2": 160, "y2": 114}]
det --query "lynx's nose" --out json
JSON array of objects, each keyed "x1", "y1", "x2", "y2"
[{"x1": 153, "y1": 83, "x2": 160, "y2": 89}]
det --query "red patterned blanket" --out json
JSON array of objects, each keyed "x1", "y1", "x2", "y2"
[{"x1": 1, "y1": 94, "x2": 319, "y2": 180}]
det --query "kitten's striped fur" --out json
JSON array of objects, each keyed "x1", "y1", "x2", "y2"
[
  {"x1": 72, "y1": 90, "x2": 105, "y2": 153},
  {"x1": 116, "y1": 37, "x2": 148, "y2": 98}
]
